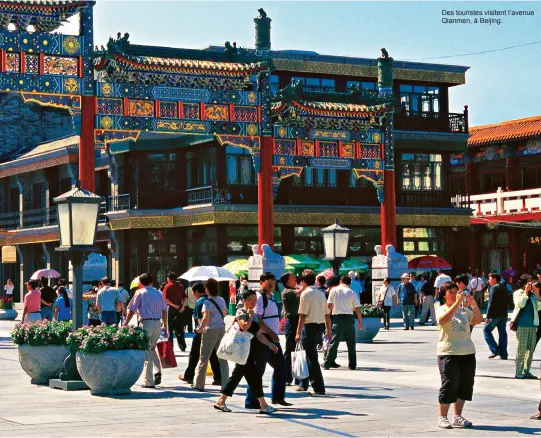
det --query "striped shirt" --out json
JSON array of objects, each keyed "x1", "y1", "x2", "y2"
[{"x1": 128, "y1": 286, "x2": 167, "y2": 319}]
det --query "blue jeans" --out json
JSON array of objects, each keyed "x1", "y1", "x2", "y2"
[
  {"x1": 402, "y1": 305, "x2": 415, "y2": 328},
  {"x1": 299, "y1": 323, "x2": 325, "y2": 393},
  {"x1": 100, "y1": 311, "x2": 117, "y2": 326},
  {"x1": 483, "y1": 317, "x2": 508, "y2": 358},
  {"x1": 245, "y1": 339, "x2": 287, "y2": 407},
  {"x1": 40, "y1": 306, "x2": 54, "y2": 321}
]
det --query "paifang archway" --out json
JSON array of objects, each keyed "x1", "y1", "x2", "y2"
[{"x1": 0, "y1": 2, "x2": 398, "y2": 250}]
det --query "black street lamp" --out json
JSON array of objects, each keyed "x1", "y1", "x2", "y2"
[
  {"x1": 321, "y1": 219, "x2": 351, "y2": 277},
  {"x1": 52, "y1": 185, "x2": 102, "y2": 386}
]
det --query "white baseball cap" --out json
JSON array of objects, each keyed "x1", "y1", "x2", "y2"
[{"x1": 401, "y1": 273, "x2": 410, "y2": 279}]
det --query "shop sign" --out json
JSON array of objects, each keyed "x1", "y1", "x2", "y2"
[{"x1": 2, "y1": 246, "x2": 17, "y2": 263}]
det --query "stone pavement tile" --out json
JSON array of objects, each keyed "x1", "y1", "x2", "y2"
[{"x1": 0, "y1": 415, "x2": 88, "y2": 426}]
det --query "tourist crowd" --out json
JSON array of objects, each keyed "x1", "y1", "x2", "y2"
[{"x1": 14, "y1": 264, "x2": 541, "y2": 425}]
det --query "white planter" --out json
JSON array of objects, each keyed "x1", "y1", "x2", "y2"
[
  {"x1": 0, "y1": 309, "x2": 18, "y2": 320},
  {"x1": 76, "y1": 350, "x2": 145, "y2": 396},
  {"x1": 355, "y1": 317, "x2": 382, "y2": 343},
  {"x1": 18, "y1": 345, "x2": 70, "y2": 384}
]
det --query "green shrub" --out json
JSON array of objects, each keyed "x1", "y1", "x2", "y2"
[
  {"x1": 11, "y1": 320, "x2": 71, "y2": 346},
  {"x1": 360, "y1": 304, "x2": 384, "y2": 318},
  {"x1": 0, "y1": 296, "x2": 13, "y2": 310},
  {"x1": 67, "y1": 325, "x2": 149, "y2": 355}
]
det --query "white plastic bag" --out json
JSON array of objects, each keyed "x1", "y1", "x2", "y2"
[
  {"x1": 217, "y1": 324, "x2": 254, "y2": 365},
  {"x1": 292, "y1": 342, "x2": 309, "y2": 380}
]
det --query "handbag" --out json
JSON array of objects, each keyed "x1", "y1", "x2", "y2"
[
  {"x1": 378, "y1": 287, "x2": 389, "y2": 309},
  {"x1": 292, "y1": 342, "x2": 309, "y2": 380},
  {"x1": 509, "y1": 308, "x2": 523, "y2": 332},
  {"x1": 157, "y1": 338, "x2": 177, "y2": 368},
  {"x1": 217, "y1": 323, "x2": 254, "y2": 365}
]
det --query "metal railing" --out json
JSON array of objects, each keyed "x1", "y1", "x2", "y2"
[
  {"x1": 108, "y1": 194, "x2": 131, "y2": 211},
  {"x1": 186, "y1": 186, "x2": 231, "y2": 206},
  {"x1": 0, "y1": 206, "x2": 58, "y2": 230},
  {"x1": 395, "y1": 108, "x2": 468, "y2": 133}
]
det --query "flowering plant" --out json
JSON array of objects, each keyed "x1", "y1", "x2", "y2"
[
  {"x1": 0, "y1": 296, "x2": 13, "y2": 310},
  {"x1": 11, "y1": 320, "x2": 71, "y2": 346},
  {"x1": 360, "y1": 304, "x2": 384, "y2": 318},
  {"x1": 67, "y1": 325, "x2": 149, "y2": 355}
]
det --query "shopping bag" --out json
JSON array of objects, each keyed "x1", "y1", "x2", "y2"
[
  {"x1": 157, "y1": 339, "x2": 177, "y2": 369},
  {"x1": 217, "y1": 324, "x2": 254, "y2": 365},
  {"x1": 292, "y1": 342, "x2": 309, "y2": 380}
]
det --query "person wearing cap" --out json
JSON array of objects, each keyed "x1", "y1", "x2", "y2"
[
  {"x1": 22, "y1": 280, "x2": 42, "y2": 323},
  {"x1": 398, "y1": 273, "x2": 417, "y2": 330}
]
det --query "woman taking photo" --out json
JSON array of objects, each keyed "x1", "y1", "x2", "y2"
[
  {"x1": 436, "y1": 281, "x2": 483, "y2": 429},
  {"x1": 214, "y1": 289, "x2": 277, "y2": 414},
  {"x1": 54, "y1": 286, "x2": 72, "y2": 322},
  {"x1": 193, "y1": 278, "x2": 229, "y2": 392},
  {"x1": 512, "y1": 274, "x2": 541, "y2": 379}
]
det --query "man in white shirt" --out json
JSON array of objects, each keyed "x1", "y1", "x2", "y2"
[
  {"x1": 434, "y1": 269, "x2": 452, "y2": 303},
  {"x1": 469, "y1": 272, "x2": 485, "y2": 309},
  {"x1": 97, "y1": 276, "x2": 123, "y2": 326},
  {"x1": 245, "y1": 273, "x2": 290, "y2": 408},
  {"x1": 324, "y1": 276, "x2": 362, "y2": 370}
]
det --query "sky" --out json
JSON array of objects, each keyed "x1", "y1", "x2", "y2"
[{"x1": 65, "y1": 1, "x2": 541, "y2": 127}]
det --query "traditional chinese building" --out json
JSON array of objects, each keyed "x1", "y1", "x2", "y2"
[
  {"x1": 451, "y1": 116, "x2": 541, "y2": 274},
  {"x1": 0, "y1": 1, "x2": 472, "y2": 300}
]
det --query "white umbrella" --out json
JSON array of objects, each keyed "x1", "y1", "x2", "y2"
[
  {"x1": 30, "y1": 269, "x2": 61, "y2": 280},
  {"x1": 180, "y1": 266, "x2": 237, "y2": 282}
]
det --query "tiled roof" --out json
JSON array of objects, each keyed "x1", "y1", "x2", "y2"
[
  {"x1": 113, "y1": 53, "x2": 266, "y2": 76},
  {"x1": 19, "y1": 135, "x2": 78, "y2": 159},
  {"x1": 468, "y1": 116, "x2": 541, "y2": 147}
]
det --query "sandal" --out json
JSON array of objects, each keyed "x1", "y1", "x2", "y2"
[
  {"x1": 214, "y1": 404, "x2": 231, "y2": 413},
  {"x1": 530, "y1": 413, "x2": 541, "y2": 420}
]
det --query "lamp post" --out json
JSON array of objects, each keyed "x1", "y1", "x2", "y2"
[
  {"x1": 321, "y1": 219, "x2": 351, "y2": 277},
  {"x1": 52, "y1": 185, "x2": 102, "y2": 385}
]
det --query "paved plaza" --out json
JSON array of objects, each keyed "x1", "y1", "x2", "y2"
[{"x1": 0, "y1": 318, "x2": 540, "y2": 437}]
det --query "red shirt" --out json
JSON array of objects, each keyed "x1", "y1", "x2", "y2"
[{"x1": 163, "y1": 282, "x2": 186, "y2": 307}]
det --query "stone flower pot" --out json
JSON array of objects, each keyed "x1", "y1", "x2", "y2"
[
  {"x1": 355, "y1": 317, "x2": 382, "y2": 343},
  {"x1": 76, "y1": 350, "x2": 145, "y2": 396},
  {"x1": 18, "y1": 345, "x2": 70, "y2": 384},
  {"x1": 0, "y1": 309, "x2": 18, "y2": 320}
]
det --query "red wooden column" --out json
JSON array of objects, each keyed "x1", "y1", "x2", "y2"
[
  {"x1": 258, "y1": 136, "x2": 274, "y2": 247},
  {"x1": 79, "y1": 95, "x2": 96, "y2": 192},
  {"x1": 381, "y1": 169, "x2": 397, "y2": 249}
]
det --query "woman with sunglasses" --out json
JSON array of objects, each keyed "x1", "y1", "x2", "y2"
[{"x1": 436, "y1": 281, "x2": 483, "y2": 429}]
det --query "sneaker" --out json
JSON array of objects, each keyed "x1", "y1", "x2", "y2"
[
  {"x1": 488, "y1": 354, "x2": 498, "y2": 359},
  {"x1": 259, "y1": 405, "x2": 277, "y2": 414},
  {"x1": 523, "y1": 372, "x2": 538, "y2": 380},
  {"x1": 452, "y1": 416, "x2": 473, "y2": 428},
  {"x1": 438, "y1": 417, "x2": 453, "y2": 429}
]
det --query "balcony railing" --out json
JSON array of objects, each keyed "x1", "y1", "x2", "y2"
[
  {"x1": 394, "y1": 106, "x2": 468, "y2": 133},
  {"x1": 108, "y1": 194, "x2": 131, "y2": 211},
  {"x1": 186, "y1": 186, "x2": 231, "y2": 206},
  {"x1": 0, "y1": 206, "x2": 58, "y2": 230},
  {"x1": 452, "y1": 187, "x2": 541, "y2": 217}
]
